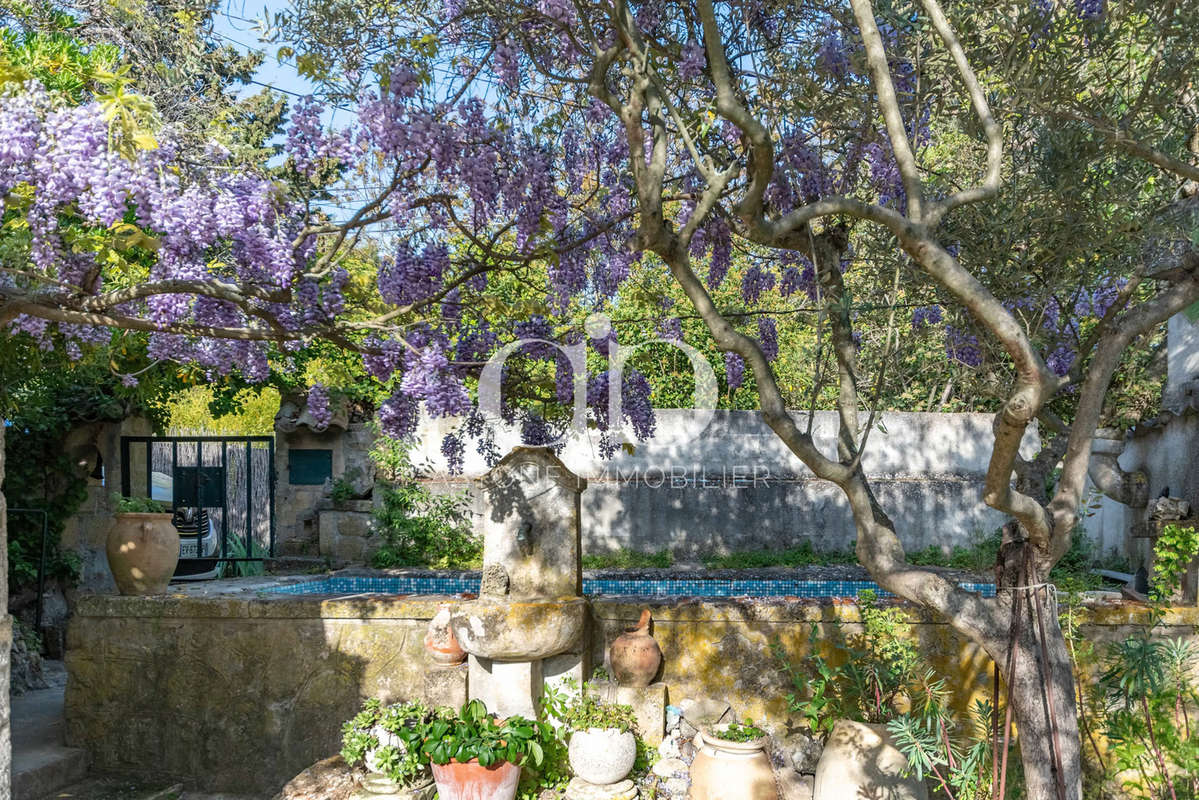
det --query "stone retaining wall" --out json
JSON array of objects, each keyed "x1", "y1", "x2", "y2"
[{"x1": 62, "y1": 588, "x2": 1199, "y2": 795}]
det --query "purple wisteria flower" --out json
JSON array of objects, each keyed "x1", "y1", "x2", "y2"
[{"x1": 307, "y1": 384, "x2": 332, "y2": 430}]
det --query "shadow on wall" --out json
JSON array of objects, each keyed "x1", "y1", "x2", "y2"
[
  {"x1": 416, "y1": 411, "x2": 1020, "y2": 557},
  {"x1": 63, "y1": 595, "x2": 439, "y2": 795},
  {"x1": 589, "y1": 598, "x2": 995, "y2": 737},
  {"x1": 575, "y1": 411, "x2": 1006, "y2": 557}
]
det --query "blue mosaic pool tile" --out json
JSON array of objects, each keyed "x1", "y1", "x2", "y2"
[{"x1": 264, "y1": 576, "x2": 997, "y2": 600}]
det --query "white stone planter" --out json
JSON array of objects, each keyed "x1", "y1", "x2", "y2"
[
  {"x1": 365, "y1": 724, "x2": 404, "y2": 774},
  {"x1": 568, "y1": 728, "x2": 637, "y2": 785}
]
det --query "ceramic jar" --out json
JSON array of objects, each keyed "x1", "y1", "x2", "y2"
[
  {"x1": 609, "y1": 608, "x2": 662, "y2": 687},
  {"x1": 105, "y1": 512, "x2": 180, "y2": 595},
  {"x1": 688, "y1": 726, "x2": 778, "y2": 800},
  {"x1": 424, "y1": 605, "x2": 467, "y2": 666}
]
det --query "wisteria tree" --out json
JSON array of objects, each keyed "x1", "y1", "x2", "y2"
[{"x1": 3, "y1": 0, "x2": 1199, "y2": 796}]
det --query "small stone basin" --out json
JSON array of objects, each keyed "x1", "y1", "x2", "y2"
[{"x1": 449, "y1": 596, "x2": 586, "y2": 660}]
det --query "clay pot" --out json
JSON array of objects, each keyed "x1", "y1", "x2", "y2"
[
  {"x1": 425, "y1": 605, "x2": 467, "y2": 666},
  {"x1": 568, "y1": 728, "x2": 637, "y2": 784},
  {"x1": 609, "y1": 608, "x2": 662, "y2": 687},
  {"x1": 430, "y1": 759, "x2": 521, "y2": 800},
  {"x1": 688, "y1": 726, "x2": 778, "y2": 800},
  {"x1": 105, "y1": 512, "x2": 180, "y2": 595},
  {"x1": 812, "y1": 719, "x2": 928, "y2": 800}
]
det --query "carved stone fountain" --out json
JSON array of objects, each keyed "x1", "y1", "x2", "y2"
[{"x1": 450, "y1": 447, "x2": 588, "y2": 718}]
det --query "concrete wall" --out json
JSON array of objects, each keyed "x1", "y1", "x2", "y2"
[
  {"x1": 1083, "y1": 409, "x2": 1199, "y2": 565},
  {"x1": 410, "y1": 410, "x2": 1039, "y2": 556},
  {"x1": 62, "y1": 589, "x2": 1199, "y2": 795},
  {"x1": 1166, "y1": 313, "x2": 1199, "y2": 410}
]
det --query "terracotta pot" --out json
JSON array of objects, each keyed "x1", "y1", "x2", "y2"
[
  {"x1": 430, "y1": 759, "x2": 521, "y2": 800},
  {"x1": 105, "y1": 512, "x2": 180, "y2": 595},
  {"x1": 688, "y1": 726, "x2": 778, "y2": 800},
  {"x1": 609, "y1": 608, "x2": 662, "y2": 687},
  {"x1": 425, "y1": 605, "x2": 467, "y2": 666}
]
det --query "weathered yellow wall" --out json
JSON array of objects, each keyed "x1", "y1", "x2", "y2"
[{"x1": 64, "y1": 593, "x2": 1199, "y2": 795}]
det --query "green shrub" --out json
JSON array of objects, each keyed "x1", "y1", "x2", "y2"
[
  {"x1": 370, "y1": 482, "x2": 481, "y2": 569},
  {"x1": 776, "y1": 590, "x2": 997, "y2": 798},
  {"x1": 582, "y1": 548, "x2": 673, "y2": 569},
  {"x1": 109, "y1": 493, "x2": 171, "y2": 514},
  {"x1": 330, "y1": 477, "x2": 356, "y2": 506},
  {"x1": 702, "y1": 541, "x2": 857, "y2": 569}
]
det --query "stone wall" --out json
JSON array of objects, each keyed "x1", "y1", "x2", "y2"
[
  {"x1": 269, "y1": 410, "x2": 1042, "y2": 560},
  {"x1": 64, "y1": 593, "x2": 446, "y2": 794},
  {"x1": 318, "y1": 503, "x2": 376, "y2": 567},
  {"x1": 62, "y1": 588, "x2": 1198, "y2": 795},
  {"x1": 275, "y1": 423, "x2": 375, "y2": 557},
  {"x1": 410, "y1": 410, "x2": 1039, "y2": 555}
]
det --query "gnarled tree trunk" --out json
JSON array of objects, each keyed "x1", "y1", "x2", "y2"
[{"x1": 991, "y1": 594, "x2": 1083, "y2": 800}]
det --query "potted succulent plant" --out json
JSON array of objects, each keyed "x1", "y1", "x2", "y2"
[
  {"x1": 689, "y1": 720, "x2": 778, "y2": 800},
  {"x1": 341, "y1": 699, "x2": 436, "y2": 799},
  {"x1": 106, "y1": 493, "x2": 178, "y2": 595},
  {"x1": 422, "y1": 699, "x2": 546, "y2": 800},
  {"x1": 560, "y1": 692, "x2": 638, "y2": 785}
]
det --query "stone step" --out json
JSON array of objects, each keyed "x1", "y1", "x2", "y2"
[
  {"x1": 29, "y1": 776, "x2": 188, "y2": 800},
  {"x1": 264, "y1": 555, "x2": 329, "y2": 574},
  {"x1": 12, "y1": 743, "x2": 90, "y2": 800}
]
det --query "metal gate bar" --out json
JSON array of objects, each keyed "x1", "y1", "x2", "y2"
[{"x1": 119, "y1": 435, "x2": 275, "y2": 562}]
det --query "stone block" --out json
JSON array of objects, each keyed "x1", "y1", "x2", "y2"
[
  {"x1": 543, "y1": 651, "x2": 585, "y2": 696},
  {"x1": 423, "y1": 664, "x2": 468, "y2": 709},
  {"x1": 777, "y1": 772, "x2": 814, "y2": 800},
  {"x1": 589, "y1": 681, "x2": 667, "y2": 746},
  {"x1": 478, "y1": 447, "x2": 585, "y2": 599},
  {"x1": 468, "y1": 655, "x2": 543, "y2": 719},
  {"x1": 564, "y1": 777, "x2": 637, "y2": 800}
]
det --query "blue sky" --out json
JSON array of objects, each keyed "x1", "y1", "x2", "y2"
[{"x1": 211, "y1": 0, "x2": 313, "y2": 102}]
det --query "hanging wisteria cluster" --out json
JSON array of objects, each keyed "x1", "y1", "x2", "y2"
[{"x1": 0, "y1": 0, "x2": 1121, "y2": 471}]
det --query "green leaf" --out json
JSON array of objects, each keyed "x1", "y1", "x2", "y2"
[{"x1": 1184, "y1": 299, "x2": 1199, "y2": 324}]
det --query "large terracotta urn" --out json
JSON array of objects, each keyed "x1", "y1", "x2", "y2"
[
  {"x1": 106, "y1": 512, "x2": 179, "y2": 595},
  {"x1": 609, "y1": 608, "x2": 662, "y2": 687},
  {"x1": 430, "y1": 759, "x2": 521, "y2": 800},
  {"x1": 688, "y1": 726, "x2": 778, "y2": 800}
]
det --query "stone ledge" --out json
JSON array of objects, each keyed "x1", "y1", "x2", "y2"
[
  {"x1": 73, "y1": 592, "x2": 452, "y2": 621},
  {"x1": 591, "y1": 597, "x2": 1199, "y2": 626}
]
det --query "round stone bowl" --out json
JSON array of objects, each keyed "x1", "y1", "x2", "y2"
[
  {"x1": 568, "y1": 728, "x2": 637, "y2": 785},
  {"x1": 449, "y1": 597, "x2": 587, "y2": 660}
]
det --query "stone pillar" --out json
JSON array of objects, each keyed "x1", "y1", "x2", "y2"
[
  {"x1": 454, "y1": 447, "x2": 588, "y2": 719},
  {"x1": 478, "y1": 447, "x2": 586, "y2": 600},
  {"x1": 2, "y1": 422, "x2": 12, "y2": 800}
]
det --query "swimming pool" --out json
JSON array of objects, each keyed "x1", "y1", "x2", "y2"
[{"x1": 266, "y1": 574, "x2": 997, "y2": 599}]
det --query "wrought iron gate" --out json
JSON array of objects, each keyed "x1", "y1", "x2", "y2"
[{"x1": 120, "y1": 436, "x2": 276, "y2": 566}]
